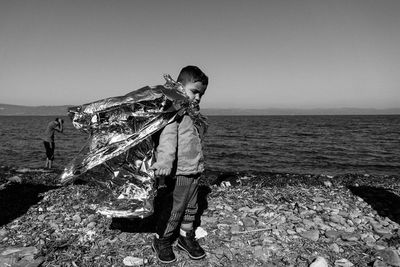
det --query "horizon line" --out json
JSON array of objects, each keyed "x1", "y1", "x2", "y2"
[{"x1": 0, "y1": 103, "x2": 399, "y2": 111}]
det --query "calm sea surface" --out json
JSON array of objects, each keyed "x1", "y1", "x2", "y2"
[{"x1": 0, "y1": 115, "x2": 399, "y2": 176}]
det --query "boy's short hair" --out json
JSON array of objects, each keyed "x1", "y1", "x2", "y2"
[{"x1": 177, "y1": 65, "x2": 208, "y2": 86}]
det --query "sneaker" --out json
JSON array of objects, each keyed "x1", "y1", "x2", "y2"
[
  {"x1": 177, "y1": 230, "x2": 206, "y2": 260},
  {"x1": 152, "y1": 236, "x2": 176, "y2": 264}
]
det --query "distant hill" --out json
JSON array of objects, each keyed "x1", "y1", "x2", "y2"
[
  {"x1": 0, "y1": 104, "x2": 71, "y2": 116},
  {"x1": 202, "y1": 108, "x2": 400, "y2": 116},
  {"x1": 0, "y1": 103, "x2": 399, "y2": 116}
]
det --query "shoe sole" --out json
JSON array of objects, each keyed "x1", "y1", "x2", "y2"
[
  {"x1": 151, "y1": 243, "x2": 177, "y2": 264},
  {"x1": 177, "y1": 242, "x2": 206, "y2": 260}
]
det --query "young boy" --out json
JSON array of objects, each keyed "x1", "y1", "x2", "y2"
[
  {"x1": 151, "y1": 65, "x2": 208, "y2": 263},
  {"x1": 42, "y1": 118, "x2": 63, "y2": 169}
]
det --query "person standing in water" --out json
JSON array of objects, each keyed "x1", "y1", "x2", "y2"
[{"x1": 42, "y1": 118, "x2": 63, "y2": 169}]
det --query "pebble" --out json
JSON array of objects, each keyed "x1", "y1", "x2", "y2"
[
  {"x1": 87, "y1": 214, "x2": 97, "y2": 222},
  {"x1": 375, "y1": 245, "x2": 387, "y2": 250},
  {"x1": 329, "y1": 243, "x2": 340, "y2": 253},
  {"x1": 242, "y1": 217, "x2": 256, "y2": 227},
  {"x1": 296, "y1": 227, "x2": 306, "y2": 234},
  {"x1": 302, "y1": 219, "x2": 315, "y2": 228},
  {"x1": 230, "y1": 225, "x2": 241, "y2": 234},
  {"x1": 254, "y1": 246, "x2": 270, "y2": 262},
  {"x1": 72, "y1": 214, "x2": 81, "y2": 223},
  {"x1": 195, "y1": 227, "x2": 207, "y2": 239},
  {"x1": 261, "y1": 234, "x2": 276, "y2": 244},
  {"x1": 287, "y1": 229, "x2": 297, "y2": 235},
  {"x1": 341, "y1": 232, "x2": 360, "y2": 242},
  {"x1": 7, "y1": 176, "x2": 22, "y2": 183},
  {"x1": 37, "y1": 214, "x2": 46, "y2": 221},
  {"x1": 202, "y1": 216, "x2": 218, "y2": 224},
  {"x1": 309, "y1": 256, "x2": 329, "y2": 267},
  {"x1": 362, "y1": 235, "x2": 376, "y2": 243},
  {"x1": 214, "y1": 247, "x2": 224, "y2": 258},
  {"x1": 374, "y1": 226, "x2": 392, "y2": 236},
  {"x1": 0, "y1": 229, "x2": 7, "y2": 239},
  {"x1": 301, "y1": 230, "x2": 319, "y2": 241},
  {"x1": 249, "y1": 206, "x2": 265, "y2": 214},
  {"x1": 349, "y1": 211, "x2": 361, "y2": 218},
  {"x1": 123, "y1": 256, "x2": 147, "y2": 266},
  {"x1": 222, "y1": 246, "x2": 234, "y2": 261},
  {"x1": 224, "y1": 204, "x2": 233, "y2": 212},
  {"x1": 118, "y1": 232, "x2": 128, "y2": 241},
  {"x1": 86, "y1": 222, "x2": 96, "y2": 229},
  {"x1": 334, "y1": 258, "x2": 354, "y2": 267},
  {"x1": 330, "y1": 215, "x2": 345, "y2": 224},
  {"x1": 238, "y1": 206, "x2": 251, "y2": 212},
  {"x1": 313, "y1": 197, "x2": 325, "y2": 202},
  {"x1": 325, "y1": 230, "x2": 342, "y2": 239}
]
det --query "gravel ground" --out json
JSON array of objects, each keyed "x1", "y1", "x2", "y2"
[{"x1": 1, "y1": 166, "x2": 400, "y2": 266}]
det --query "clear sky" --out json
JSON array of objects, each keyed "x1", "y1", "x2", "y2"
[{"x1": 0, "y1": 0, "x2": 399, "y2": 109}]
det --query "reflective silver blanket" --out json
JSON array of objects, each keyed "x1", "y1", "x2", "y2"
[{"x1": 60, "y1": 75, "x2": 207, "y2": 218}]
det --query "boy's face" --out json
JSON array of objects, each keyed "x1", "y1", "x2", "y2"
[{"x1": 183, "y1": 81, "x2": 207, "y2": 104}]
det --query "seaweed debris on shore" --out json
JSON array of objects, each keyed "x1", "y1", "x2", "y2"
[{"x1": 1, "y1": 166, "x2": 400, "y2": 266}]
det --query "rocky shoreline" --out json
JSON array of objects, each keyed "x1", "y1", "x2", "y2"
[{"x1": 1, "y1": 166, "x2": 400, "y2": 266}]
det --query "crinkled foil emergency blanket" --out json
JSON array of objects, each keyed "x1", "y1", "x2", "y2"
[{"x1": 60, "y1": 75, "x2": 208, "y2": 218}]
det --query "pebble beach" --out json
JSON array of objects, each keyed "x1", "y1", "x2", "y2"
[{"x1": 1, "y1": 166, "x2": 400, "y2": 266}]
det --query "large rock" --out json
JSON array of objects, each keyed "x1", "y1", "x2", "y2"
[
  {"x1": 0, "y1": 256, "x2": 17, "y2": 266},
  {"x1": 0, "y1": 247, "x2": 40, "y2": 267},
  {"x1": 377, "y1": 249, "x2": 400, "y2": 267},
  {"x1": 11, "y1": 257, "x2": 44, "y2": 267},
  {"x1": 0, "y1": 247, "x2": 38, "y2": 259},
  {"x1": 373, "y1": 259, "x2": 390, "y2": 267}
]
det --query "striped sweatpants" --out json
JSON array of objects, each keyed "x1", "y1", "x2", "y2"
[{"x1": 156, "y1": 174, "x2": 200, "y2": 238}]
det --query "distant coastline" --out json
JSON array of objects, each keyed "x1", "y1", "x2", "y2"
[
  {"x1": 202, "y1": 108, "x2": 400, "y2": 116},
  {"x1": 0, "y1": 103, "x2": 399, "y2": 116},
  {"x1": 0, "y1": 104, "x2": 71, "y2": 116}
]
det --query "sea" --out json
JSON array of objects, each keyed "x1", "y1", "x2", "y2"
[{"x1": 0, "y1": 115, "x2": 399, "y2": 176}]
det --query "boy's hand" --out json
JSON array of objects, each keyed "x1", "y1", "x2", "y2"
[{"x1": 153, "y1": 167, "x2": 172, "y2": 177}]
